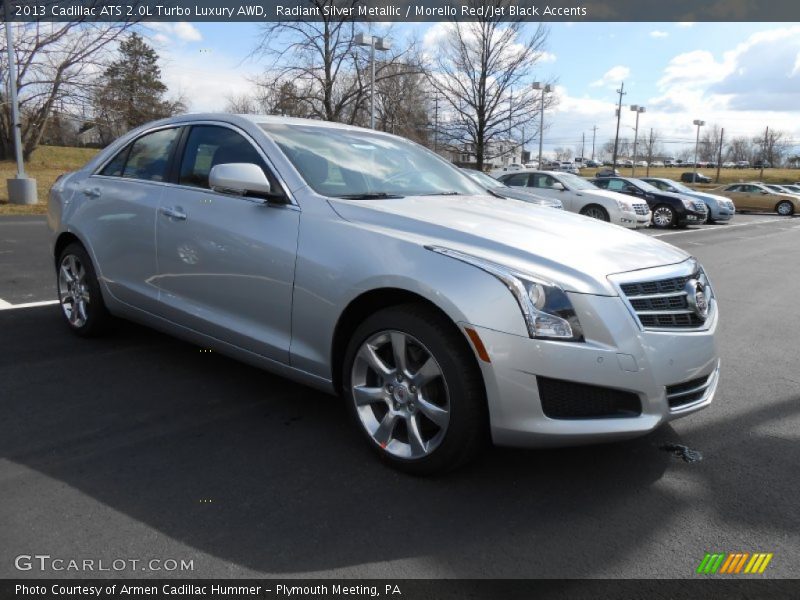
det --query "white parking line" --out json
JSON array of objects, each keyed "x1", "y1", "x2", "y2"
[
  {"x1": 0, "y1": 299, "x2": 59, "y2": 311},
  {"x1": 651, "y1": 217, "x2": 788, "y2": 237}
]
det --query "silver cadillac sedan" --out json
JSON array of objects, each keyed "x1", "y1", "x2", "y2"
[{"x1": 48, "y1": 114, "x2": 720, "y2": 474}]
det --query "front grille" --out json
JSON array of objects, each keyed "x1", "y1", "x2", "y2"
[
  {"x1": 666, "y1": 372, "x2": 714, "y2": 410},
  {"x1": 693, "y1": 200, "x2": 707, "y2": 213},
  {"x1": 537, "y1": 377, "x2": 641, "y2": 419},
  {"x1": 618, "y1": 267, "x2": 711, "y2": 330},
  {"x1": 633, "y1": 203, "x2": 649, "y2": 215},
  {"x1": 621, "y1": 275, "x2": 690, "y2": 297}
]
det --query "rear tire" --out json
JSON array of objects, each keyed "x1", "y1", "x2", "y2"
[
  {"x1": 342, "y1": 304, "x2": 487, "y2": 475},
  {"x1": 56, "y1": 243, "x2": 112, "y2": 337},
  {"x1": 776, "y1": 201, "x2": 794, "y2": 216}
]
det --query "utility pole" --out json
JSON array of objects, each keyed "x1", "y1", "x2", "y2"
[
  {"x1": 760, "y1": 125, "x2": 769, "y2": 180},
  {"x1": 715, "y1": 127, "x2": 724, "y2": 183},
  {"x1": 581, "y1": 132, "x2": 585, "y2": 161},
  {"x1": 646, "y1": 128, "x2": 653, "y2": 177},
  {"x1": 612, "y1": 82, "x2": 626, "y2": 169},
  {"x1": 591, "y1": 125, "x2": 598, "y2": 160},
  {"x1": 433, "y1": 94, "x2": 439, "y2": 153}
]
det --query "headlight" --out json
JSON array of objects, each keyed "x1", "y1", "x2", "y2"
[
  {"x1": 426, "y1": 246, "x2": 584, "y2": 341},
  {"x1": 681, "y1": 198, "x2": 695, "y2": 209},
  {"x1": 616, "y1": 199, "x2": 633, "y2": 211}
]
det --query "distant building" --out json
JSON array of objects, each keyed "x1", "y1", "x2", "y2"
[
  {"x1": 449, "y1": 139, "x2": 522, "y2": 169},
  {"x1": 77, "y1": 126, "x2": 102, "y2": 147}
]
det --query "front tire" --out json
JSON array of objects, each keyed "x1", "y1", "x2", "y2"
[
  {"x1": 652, "y1": 204, "x2": 676, "y2": 228},
  {"x1": 776, "y1": 201, "x2": 794, "y2": 216},
  {"x1": 580, "y1": 204, "x2": 610, "y2": 222},
  {"x1": 342, "y1": 304, "x2": 487, "y2": 474},
  {"x1": 57, "y1": 243, "x2": 112, "y2": 337}
]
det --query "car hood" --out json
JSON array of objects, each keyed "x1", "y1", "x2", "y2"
[
  {"x1": 684, "y1": 191, "x2": 731, "y2": 205},
  {"x1": 328, "y1": 194, "x2": 689, "y2": 296},
  {"x1": 578, "y1": 188, "x2": 648, "y2": 206},
  {"x1": 492, "y1": 186, "x2": 561, "y2": 207}
]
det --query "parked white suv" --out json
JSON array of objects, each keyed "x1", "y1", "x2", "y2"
[{"x1": 497, "y1": 170, "x2": 652, "y2": 228}]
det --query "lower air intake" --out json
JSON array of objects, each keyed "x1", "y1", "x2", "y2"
[{"x1": 537, "y1": 377, "x2": 642, "y2": 419}]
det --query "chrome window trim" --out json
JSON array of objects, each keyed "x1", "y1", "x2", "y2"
[{"x1": 90, "y1": 120, "x2": 297, "y2": 207}]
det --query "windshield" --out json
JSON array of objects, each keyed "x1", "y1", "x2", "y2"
[
  {"x1": 555, "y1": 172, "x2": 598, "y2": 191},
  {"x1": 260, "y1": 123, "x2": 485, "y2": 198},
  {"x1": 628, "y1": 178, "x2": 661, "y2": 193},
  {"x1": 463, "y1": 169, "x2": 503, "y2": 189},
  {"x1": 661, "y1": 180, "x2": 692, "y2": 193}
]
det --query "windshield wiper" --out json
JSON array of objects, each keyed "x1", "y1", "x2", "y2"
[
  {"x1": 333, "y1": 192, "x2": 404, "y2": 200},
  {"x1": 421, "y1": 191, "x2": 462, "y2": 196}
]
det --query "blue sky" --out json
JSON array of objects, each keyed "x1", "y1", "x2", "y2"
[{"x1": 143, "y1": 21, "x2": 800, "y2": 159}]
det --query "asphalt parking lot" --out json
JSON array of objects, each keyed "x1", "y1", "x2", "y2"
[{"x1": 1, "y1": 214, "x2": 799, "y2": 579}]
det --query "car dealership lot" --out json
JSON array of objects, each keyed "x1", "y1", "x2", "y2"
[{"x1": 1, "y1": 214, "x2": 799, "y2": 578}]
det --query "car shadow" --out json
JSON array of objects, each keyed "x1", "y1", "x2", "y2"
[{"x1": 1, "y1": 307, "x2": 797, "y2": 577}]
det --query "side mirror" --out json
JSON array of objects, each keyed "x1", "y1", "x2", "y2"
[
  {"x1": 209, "y1": 163, "x2": 272, "y2": 198},
  {"x1": 554, "y1": 182, "x2": 566, "y2": 191},
  {"x1": 761, "y1": 191, "x2": 769, "y2": 195}
]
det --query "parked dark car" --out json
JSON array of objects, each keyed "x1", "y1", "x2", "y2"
[
  {"x1": 595, "y1": 168, "x2": 620, "y2": 178},
  {"x1": 590, "y1": 176, "x2": 708, "y2": 229},
  {"x1": 585, "y1": 159, "x2": 602, "y2": 168},
  {"x1": 681, "y1": 172, "x2": 712, "y2": 183}
]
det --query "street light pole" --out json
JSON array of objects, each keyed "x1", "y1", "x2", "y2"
[
  {"x1": 4, "y1": 3, "x2": 37, "y2": 205},
  {"x1": 693, "y1": 119, "x2": 705, "y2": 182},
  {"x1": 532, "y1": 82, "x2": 551, "y2": 168},
  {"x1": 355, "y1": 33, "x2": 390, "y2": 130},
  {"x1": 630, "y1": 105, "x2": 645, "y2": 177}
]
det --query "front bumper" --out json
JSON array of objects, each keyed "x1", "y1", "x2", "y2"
[
  {"x1": 470, "y1": 292, "x2": 719, "y2": 447},
  {"x1": 679, "y1": 209, "x2": 707, "y2": 225},
  {"x1": 617, "y1": 209, "x2": 652, "y2": 229},
  {"x1": 710, "y1": 207, "x2": 734, "y2": 221}
]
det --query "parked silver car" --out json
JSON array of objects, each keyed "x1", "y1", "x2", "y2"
[{"x1": 48, "y1": 114, "x2": 720, "y2": 473}]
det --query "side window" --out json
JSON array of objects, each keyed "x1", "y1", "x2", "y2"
[
  {"x1": 503, "y1": 173, "x2": 529, "y2": 187},
  {"x1": 122, "y1": 128, "x2": 180, "y2": 182},
  {"x1": 179, "y1": 125, "x2": 280, "y2": 193},
  {"x1": 100, "y1": 147, "x2": 129, "y2": 177},
  {"x1": 607, "y1": 179, "x2": 626, "y2": 192},
  {"x1": 726, "y1": 185, "x2": 740, "y2": 192},
  {"x1": 593, "y1": 179, "x2": 608, "y2": 189}
]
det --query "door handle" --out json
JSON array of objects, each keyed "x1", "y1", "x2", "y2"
[
  {"x1": 159, "y1": 206, "x2": 187, "y2": 221},
  {"x1": 82, "y1": 187, "x2": 101, "y2": 198}
]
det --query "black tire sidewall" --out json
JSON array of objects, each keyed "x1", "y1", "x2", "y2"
[
  {"x1": 57, "y1": 243, "x2": 110, "y2": 337},
  {"x1": 341, "y1": 304, "x2": 487, "y2": 475}
]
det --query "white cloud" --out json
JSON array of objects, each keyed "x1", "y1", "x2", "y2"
[
  {"x1": 537, "y1": 51, "x2": 557, "y2": 63},
  {"x1": 649, "y1": 31, "x2": 669, "y2": 39},
  {"x1": 590, "y1": 65, "x2": 630, "y2": 88},
  {"x1": 145, "y1": 22, "x2": 203, "y2": 44}
]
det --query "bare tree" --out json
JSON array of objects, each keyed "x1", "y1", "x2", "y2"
[
  {"x1": 726, "y1": 136, "x2": 753, "y2": 163},
  {"x1": 643, "y1": 129, "x2": 661, "y2": 175},
  {"x1": 251, "y1": 0, "x2": 423, "y2": 125},
  {"x1": 0, "y1": 19, "x2": 134, "y2": 159},
  {"x1": 429, "y1": 3, "x2": 552, "y2": 170},
  {"x1": 374, "y1": 58, "x2": 432, "y2": 144},
  {"x1": 756, "y1": 129, "x2": 790, "y2": 167},
  {"x1": 553, "y1": 147, "x2": 572, "y2": 161},
  {"x1": 699, "y1": 124, "x2": 723, "y2": 162}
]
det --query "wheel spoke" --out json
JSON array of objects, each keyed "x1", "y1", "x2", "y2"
[
  {"x1": 390, "y1": 332, "x2": 408, "y2": 376},
  {"x1": 406, "y1": 414, "x2": 427, "y2": 456},
  {"x1": 358, "y1": 343, "x2": 393, "y2": 380},
  {"x1": 76, "y1": 299, "x2": 88, "y2": 323},
  {"x1": 60, "y1": 265, "x2": 74, "y2": 284},
  {"x1": 410, "y1": 356, "x2": 441, "y2": 388},
  {"x1": 353, "y1": 385, "x2": 387, "y2": 407},
  {"x1": 416, "y1": 396, "x2": 449, "y2": 428},
  {"x1": 373, "y1": 412, "x2": 399, "y2": 446},
  {"x1": 67, "y1": 255, "x2": 78, "y2": 278}
]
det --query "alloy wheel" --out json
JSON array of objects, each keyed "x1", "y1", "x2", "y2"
[
  {"x1": 350, "y1": 330, "x2": 450, "y2": 459},
  {"x1": 583, "y1": 206, "x2": 609, "y2": 221},
  {"x1": 58, "y1": 254, "x2": 91, "y2": 328},
  {"x1": 777, "y1": 201, "x2": 793, "y2": 216},
  {"x1": 653, "y1": 206, "x2": 674, "y2": 228}
]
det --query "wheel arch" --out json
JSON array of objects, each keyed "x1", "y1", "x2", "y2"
[
  {"x1": 330, "y1": 287, "x2": 485, "y2": 396},
  {"x1": 53, "y1": 231, "x2": 85, "y2": 267}
]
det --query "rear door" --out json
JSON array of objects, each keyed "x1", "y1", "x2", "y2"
[
  {"x1": 79, "y1": 126, "x2": 181, "y2": 312},
  {"x1": 153, "y1": 123, "x2": 300, "y2": 363}
]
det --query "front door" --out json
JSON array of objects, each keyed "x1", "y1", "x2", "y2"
[{"x1": 153, "y1": 124, "x2": 300, "y2": 364}]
